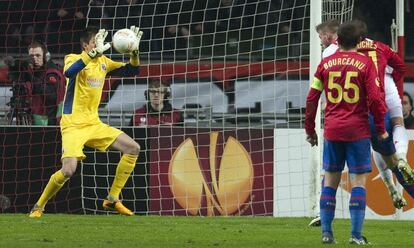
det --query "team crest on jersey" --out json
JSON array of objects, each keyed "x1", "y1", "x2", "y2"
[{"x1": 101, "y1": 63, "x2": 107, "y2": 71}]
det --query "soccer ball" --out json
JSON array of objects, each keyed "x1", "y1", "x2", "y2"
[{"x1": 112, "y1": 28, "x2": 138, "y2": 54}]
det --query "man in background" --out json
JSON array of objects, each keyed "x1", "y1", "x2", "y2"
[
  {"x1": 315, "y1": 19, "x2": 339, "y2": 50},
  {"x1": 5, "y1": 40, "x2": 65, "y2": 125},
  {"x1": 28, "y1": 40, "x2": 66, "y2": 125},
  {"x1": 403, "y1": 91, "x2": 414, "y2": 129},
  {"x1": 131, "y1": 78, "x2": 183, "y2": 126}
]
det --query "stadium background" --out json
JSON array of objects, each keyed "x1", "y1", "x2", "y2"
[{"x1": 0, "y1": 0, "x2": 414, "y2": 220}]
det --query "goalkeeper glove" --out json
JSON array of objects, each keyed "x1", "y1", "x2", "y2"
[
  {"x1": 88, "y1": 29, "x2": 111, "y2": 58},
  {"x1": 129, "y1": 26, "x2": 144, "y2": 57}
]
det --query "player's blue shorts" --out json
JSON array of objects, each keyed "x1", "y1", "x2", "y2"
[
  {"x1": 368, "y1": 112, "x2": 396, "y2": 156},
  {"x1": 323, "y1": 138, "x2": 372, "y2": 174}
]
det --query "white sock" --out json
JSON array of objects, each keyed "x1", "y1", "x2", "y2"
[
  {"x1": 373, "y1": 151, "x2": 397, "y2": 194},
  {"x1": 393, "y1": 125, "x2": 408, "y2": 161}
]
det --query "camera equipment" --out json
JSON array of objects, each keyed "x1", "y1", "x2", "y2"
[{"x1": 6, "y1": 59, "x2": 32, "y2": 125}]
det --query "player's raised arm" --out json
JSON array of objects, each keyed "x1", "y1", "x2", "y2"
[
  {"x1": 64, "y1": 28, "x2": 111, "y2": 78},
  {"x1": 380, "y1": 42, "x2": 407, "y2": 83},
  {"x1": 129, "y1": 26, "x2": 143, "y2": 66}
]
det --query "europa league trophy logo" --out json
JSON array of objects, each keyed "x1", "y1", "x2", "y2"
[{"x1": 168, "y1": 132, "x2": 253, "y2": 216}]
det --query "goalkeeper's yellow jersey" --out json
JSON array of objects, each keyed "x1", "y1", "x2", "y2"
[{"x1": 61, "y1": 51, "x2": 140, "y2": 128}]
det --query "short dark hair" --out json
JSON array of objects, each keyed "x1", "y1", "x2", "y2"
[
  {"x1": 316, "y1": 19, "x2": 340, "y2": 33},
  {"x1": 404, "y1": 91, "x2": 413, "y2": 107},
  {"x1": 354, "y1": 19, "x2": 368, "y2": 39},
  {"x1": 148, "y1": 78, "x2": 169, "y2": 89},
  {"x1": 28, "y1": 40, "x2": 47, "y2": 53},
  {"x1": 80, "y1": 26, "x2": 99, "y2": 45},
  {"x1": 28, "y1": 40, "x2": 48, "y2": 63},
  {"x1": 337, "y1": 21, "x2": 361, "y2": 50}
]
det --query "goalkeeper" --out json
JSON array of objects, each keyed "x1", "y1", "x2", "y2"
[{"x1": 29, "y1": 26, "x2": 143, "y2": 217}]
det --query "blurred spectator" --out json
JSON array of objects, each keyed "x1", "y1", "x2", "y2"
[
  {"x1": 161, "y1": 1, "x2": 192, "y2": 58},
  {"x1": 5, "y1": 40, "x2": 66, "y2": 125},
  {"x1": 353, "y1": 0, "x2": 395, "y2": 44},
  {"x1": 130, "y1": 79, "x2": 183, "y2": 126},
  {"x1": 47, "y1": 0, "x2": 89, "y2": 54},
  {"x1": 403, "y1": 91, "x2": 414, "y2": 129},
  {"x1": 201, "y1": 0, "x2": 243, "y2": 33}
]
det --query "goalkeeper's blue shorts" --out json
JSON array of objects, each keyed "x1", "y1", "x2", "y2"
[
  {"x1": 368, "y1": 112, "x2": 396, "y2": 156},
  {"x1": 323, "y1": 138, "x2": 372, "y2": 174}
]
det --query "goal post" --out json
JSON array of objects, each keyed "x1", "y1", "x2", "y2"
[
  {"x1": 309, "y1": 0, "x2": 323, "y2": 219},
  {"x1": 396, "y1": 0, "x2": 405, "y2": 99},
  {"x1": 308, "y1": 0, "x2": 356, "y2": 219}
]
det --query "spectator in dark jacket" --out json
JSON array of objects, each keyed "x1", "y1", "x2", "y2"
[
  {"x1": 6, "y1": 40, "x2": 65, "y2": 125},
  {"x1": 27, "y1": 40, "x2": 66, "y2": 125},
  {"x1": 403, "y1": 91, "x2": 414, "y2": 129},
  {"x1": 130, "y1": 79, "x2": 183, "y2": 126}
]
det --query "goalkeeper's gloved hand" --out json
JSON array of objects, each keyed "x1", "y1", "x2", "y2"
[
  {"x1": 88, "y1": 29, "x2": 111, "y2": 58},
  {"x1": 129, "y1": 25, "x2": 144, "y2": 57}
]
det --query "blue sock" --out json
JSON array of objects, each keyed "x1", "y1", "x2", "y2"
[
  {"x1": 392, "y1": 168, "x2": 414, "y2": 199},
  {"x1": 320, "y1": 186, "x2": 336, "y2": 235},
  {"x1": 349, "y1": 187, "x2": 366, "y2": 239}
]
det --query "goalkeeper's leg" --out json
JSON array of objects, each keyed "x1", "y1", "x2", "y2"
[
  {"x1": 29, "y1": 158, "x2": 77, "y2": 217},
  {"x1": 372, "y1": 151, "x2": 406, "y2": 209},
  {"x1": 104, "y1": 134, "x2": 139, "y2": 216}
]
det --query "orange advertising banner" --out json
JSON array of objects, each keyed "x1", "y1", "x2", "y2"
[
  {"x1": 340, "y1": 141, "x2": 414, "y2": 216},
  {"x1": 149, "y1": 128, "x2": 274, "y2": 216}
]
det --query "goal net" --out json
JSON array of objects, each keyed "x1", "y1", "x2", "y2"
[
  {"x1": 0, "y1": 0, "x2": 366, "y2": 217},
  {"x1": 85, "y1": 0, "x2": 311, "y2": 216}
]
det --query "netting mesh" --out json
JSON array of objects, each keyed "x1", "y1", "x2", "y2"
[
  {"x1": 322, "y1": 0, "x2": 354, "y2": 22},
  {"x1": 0, "y1": 0, "x2": 353, "y2": 216},
  {"x1": 84, "y1": 0, "x2": 310, "y2": 216}
]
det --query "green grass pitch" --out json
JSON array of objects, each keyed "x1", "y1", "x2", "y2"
[{"x1": 0, "y1": 214, "x2": 413, "y2": 247}]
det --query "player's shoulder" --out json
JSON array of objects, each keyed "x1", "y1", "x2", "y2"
[
  {"x1": 352, "y1": 52, "x2": 374, "y2": 64},
  {"x1": 64, "y1": 53, "x2": 82, "y2": 62},
  {"x1": 322, "y1": 43, "x2": 338, "y2": 58},
  {"x1": 64, "y1": 53, "x2": 82, "y2": 59},
  {"x1": 372, "y1": 39, "x2": 388, "y2": 47},
  {"x1": 372, "y1": 39, "x2": 394, "y2": 52},
  {"x1": 99, "y1": 54, "x2": 114, "y2": 63}
]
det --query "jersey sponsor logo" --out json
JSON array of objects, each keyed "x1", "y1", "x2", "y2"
[
  {"x1": 168, "y1": 131, "x2": 253, "y2": 215},
  {"x1": 86, "y1": 77, "x2": 105, "y2": 88},
  {"x1": 140, "y1": 116, "x2": 146, "y2": 125}
]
